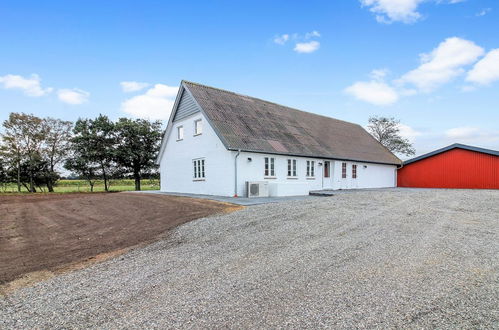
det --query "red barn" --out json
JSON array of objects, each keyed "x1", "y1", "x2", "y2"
[{"x1": 397, "y1": 144, "x2": 499, "y2": 189}]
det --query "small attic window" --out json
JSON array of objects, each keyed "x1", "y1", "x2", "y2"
[
  {"x1": 194, "y1": 119, "x2": 202, "y2": 136},
  {"x1": 177, "y1": 126, "x2": 184, "y2": 141}
]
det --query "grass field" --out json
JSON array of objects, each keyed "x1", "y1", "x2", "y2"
[{"x1": 0, "y1": 179, "x2": 160, "y2": 193}]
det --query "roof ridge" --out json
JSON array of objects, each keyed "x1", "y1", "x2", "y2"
[
  {"x1": 181, "y1": 80, "x2": 360, "y2": 127},
  {"x1": 403, "y1": 143, "x2": 499, "y2": 165}
]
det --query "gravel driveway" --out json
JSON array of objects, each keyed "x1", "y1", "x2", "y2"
[{"x1": 1, "y1": 189, "x2": 498, "y2": 328}]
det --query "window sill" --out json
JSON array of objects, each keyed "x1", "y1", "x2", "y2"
[
  {"x1": 287, "y1": 177, "x2": 298, "y2": 180},
  {"x1": 264, "y1": 176, "x2": 277, "y2": 179},
  {"x1": 193, "y1": 133, "x2": 202, "y2": 137},
  {"x1": 306, "y1": 177, "x2": 316, "y2": 180},
  {"x1": 176, "y1": 139, "x2": 183, "y2": 142},
  {"x1": 193, "y1": 178, "x2": 205, "y2": 182}
]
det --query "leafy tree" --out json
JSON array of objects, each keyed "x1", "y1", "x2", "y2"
[
  {"x1": 367, "y1": 116, "x2": 416, "y2": 157},
  {"x1": 64, "y1": 156, "x2": 100, "y2": 192},
  {"x1": 0, "y1": 155, "x2": 8, "y2": 192},
  {"x1": 41, "y1": 118, "x2": 73, "y2": 192},
  {"x1": 114, "y1": 118, "x2": 162, "y2": 190},
  {"x1": 68, "y1": 115, "x2": 116, "y2": 191},
  {"x1": 1, "y1": 113, "x2": 47, "y2": 192}
]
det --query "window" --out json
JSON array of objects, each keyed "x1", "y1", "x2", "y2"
[
  {"x1": 193, "y1": 158, "x2": 205, "y2": 179},
  {"x1": 342, "y1": 162, "x2": 347, "y2": 178},
  {"x1": 264, "y1": 157, "x2": 275, "y2": 177},
  {"x1": 352, "y1": 164, "x2": 357, "y2": 179},
  {"x1": 177, "y1": 126, "x2": 184, "y2": 141},
  {"x1": 306, "y1": 160, "x2": 315, "y2": 177},
  {"x1": 324, "y1": 161, "x2": 330, "y2": 178},
  {"x1": 194, "y1": 119, "x2": 202, "y2": 135},
  {"x1": 287, "y1": 159, "x2": 297, "y2": 177}
]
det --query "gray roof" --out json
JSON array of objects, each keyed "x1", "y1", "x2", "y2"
[
  {"x1": 404, "y1": 143, "x2": 499, "y2": 165},
  {"x1": 182, "y1": 81, "x2": 401, "y2": 165}
]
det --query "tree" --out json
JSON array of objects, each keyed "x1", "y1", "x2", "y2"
[
  {"x1": 367, "y1": 116, "x2": 416, "y2": 157},
  {"x1": 0, "y1": 155, "x2": 8, "y2": 192},
  {"x1": 114, "y1": 118, "x2": 162, "y2": 191},
  {"x1": 64, "y1": 156, "x2": 100, "y2": 192},
  {"x1": 1, "y1": 113, "x2": 47, "y2": 192},
  {"x1": 41, "y1": 118, "x2": 73, "y2": 192},
  {"x1": 69, "y1": 115, "x2": 116, "y2": 192}
]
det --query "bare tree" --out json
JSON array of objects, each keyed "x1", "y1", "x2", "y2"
[{"x1": 367, "y1": 116, "x2": 416, "y2": 157}]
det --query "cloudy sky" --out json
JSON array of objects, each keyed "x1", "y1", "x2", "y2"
[{"x1": 1, "y1": 0, "x2": 498, "y2": 157}]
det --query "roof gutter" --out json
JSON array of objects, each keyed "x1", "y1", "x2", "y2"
[{"x1": 226, "y1": 148, "x2": 401, "y2": 167}]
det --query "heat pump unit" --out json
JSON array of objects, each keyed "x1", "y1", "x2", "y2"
[{"x1": 246, "y1": 181, "x2": 269, "y2": 198}]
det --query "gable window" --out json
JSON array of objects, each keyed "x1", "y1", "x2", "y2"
[
  {"x1": 193, "y1": 158, "x2": 205, "y2": 179},
  {"x1": 287, "y1": 159, "x2": 297, "y2": 177},
  {"x1": 352, "y1": 164, "x2": 357, "y2": 179},
  {"x1": 306, "y1": 160, "x2": 315, "y2": 177},
  {"x1": 177, "y1": 126, "x2": 184, "y2": 141},
  {"x1": 194, "y1": 119, "x2": 202, "y2": 136},
  {"x1": 342, "y1": 162, "x2": 347, "y2": 178},
  {"x1": 264, "y1": 157, "x2": 275, "y2": 177}
]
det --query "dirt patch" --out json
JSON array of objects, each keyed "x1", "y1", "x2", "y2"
[{"x1": 0, "y1": 192, "x2": 240, "y2": 286}]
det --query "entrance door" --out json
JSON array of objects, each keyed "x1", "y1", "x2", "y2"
[{"x1": 322, "y1": 161, "x2": 333, "y2": 189}]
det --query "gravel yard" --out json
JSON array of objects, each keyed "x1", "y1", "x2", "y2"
[{"x1": 1, "y1": 189, "x2": 498, "y2": 328}]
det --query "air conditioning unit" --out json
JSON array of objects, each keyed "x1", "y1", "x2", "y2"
[{"x1": 246, "y1": 181, "x2": 269, "y2": 198}]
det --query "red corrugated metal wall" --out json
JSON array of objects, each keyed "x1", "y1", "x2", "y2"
[{"x1": 397, "y1": 148, "x2": 499, "y2": 189}]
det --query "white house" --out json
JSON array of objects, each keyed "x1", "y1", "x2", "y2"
[{"x1": 157, "y1": 81, "x2": 401, "y2": 197}]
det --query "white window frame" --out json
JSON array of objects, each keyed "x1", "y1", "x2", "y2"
[
  {"x1": 193, "y1": 158, "x2": 205, "y2": 180},
  {"x1": 194, "y1": 119, "x2": 202, "y2": 136},
  {"x1": 177, "y1": 126, "x2": 184, "y2": 141},
  {"x1": 352, "y1": 164, "x2": 357, "y2": 179},
  {"x1": 306, "y1": 160, "x2": 315, "y2": 177},
  {"x1": 264, "y1": 157, "x2": 275, "y2": 177},
  {"x1": 287, "y1": 159, "x2": 297, "y2": 178}
]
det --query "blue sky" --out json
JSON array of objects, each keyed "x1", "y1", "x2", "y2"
[{"x1": 1, "y1": 0, "x2": 498, "y2": 156}]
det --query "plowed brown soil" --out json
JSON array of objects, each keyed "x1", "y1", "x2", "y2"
[{"x1": 0, "y1": 192, "x2": 238, "y2": 284}]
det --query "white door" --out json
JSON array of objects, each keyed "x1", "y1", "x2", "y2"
[{"x1": 322, "y1": 161, "x2": 333, "y2": 189}]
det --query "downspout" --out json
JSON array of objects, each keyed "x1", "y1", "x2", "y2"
[
  {"x1": 396, "y1": 162, "x2": 404, "y2": 187},
  {"x1": 234, "y1": 149, "x2": 241, "y2": 197}
]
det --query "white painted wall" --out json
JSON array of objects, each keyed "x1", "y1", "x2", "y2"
[
  {"x1": 160, "y1": 112, "x2": 234, "y2": 196},
  {"x1": 235, "y1": 152, "x2": 323, "y2": 197},
  {"x1": 160, "y1": 114, "x2": 397, "y2": 197},
  {"x1": 235, "y1": 153, "x2": 397, "y2": 196},
  {"x1": 330, "y1": 160, "x2": 396, "y2": 190}
]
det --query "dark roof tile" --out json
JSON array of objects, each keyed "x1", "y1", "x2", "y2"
[{"x1": 184, "y1": 81, "x2": 401, "y2": 165}]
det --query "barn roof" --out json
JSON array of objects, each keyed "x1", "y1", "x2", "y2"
[
  {"x1": 404, "y1": 143, "x2": 499, "y2": 165},
  {"x1": 180, "y1": 81, "x2": 401, "y2": 165}
]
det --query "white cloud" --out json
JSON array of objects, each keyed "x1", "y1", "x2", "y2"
[
  {"x1": 294, "y1": 41, "x2": 320, "y2": 53},
  {"x1": 0, "y1": 74, "x2": 53, "y2": 97},
  {"x1": 361, "y1": 0, "x2": 466, "y2": 24},
  {"x1": 444, "y1": 126, "x2": 499, "y2": 145},
  {"x1": 398, "y1": 123, "x2": 422, "y2": 142},
  {"x1": 466, "y1": 49, "x2": 499, "y2": 85},
  {"x1": 273, "y1": 34, "x2": 289, "y2": 45},
  {"x1": 460, "y1": 85, "x2": 476, "y2": 92},
  {"x1": 305, "y1": 30, "x2": 321, "y2": 39},
  {"x1": 398, "y1": 37, "x2": 484, "y2": 92},
  {"x1": 57, "y1": 88, "x2": 90, "y2": 105},
  {"x1": 476, "y1": 8, "x2": 491, "y2": 16},
  {"x1": 360, "y1": 0, "x2": 424, "y2": 23},
  {"x1": 344, "y1": 81, "x2": 399, "y2": 106},
  {"x1": 121, "y1": 84, "x2": 178, "y2": 120},
  {"x1": 369, "y1": 68, "x2": 389, "y2": 81},
  {"x1": 120, "y1": 81, "x2": 150, "y2": 93},
  {"x1": 274, "y1": 31, "x2": 321, "y2": 53},
  {"x1": 445, "y1": 126, "x2": 480, "y2": 139}
]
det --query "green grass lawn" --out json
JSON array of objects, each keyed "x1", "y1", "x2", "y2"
[{"x1": 0, "y1": 179, "x2": 160, "y2": 194}]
